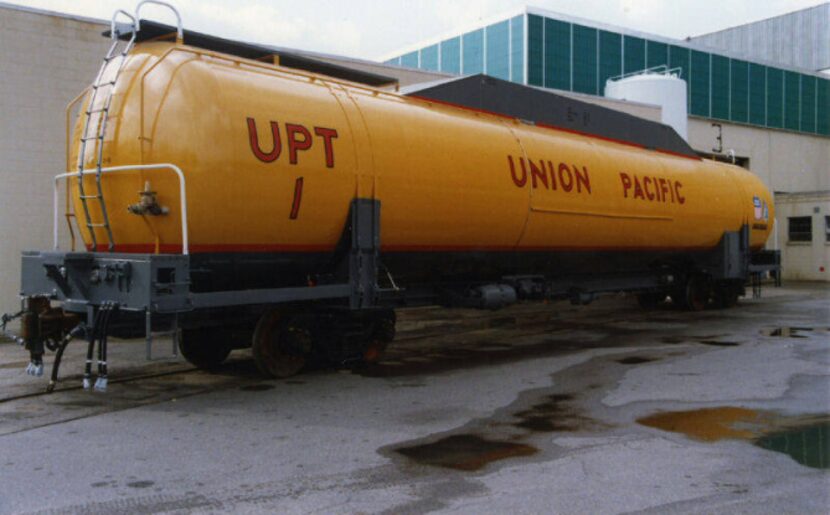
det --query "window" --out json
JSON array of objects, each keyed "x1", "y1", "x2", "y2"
[
  {"x1": 825, "y1": 216, "x2": 830, "y2": 242},
  {"x1": 788, "y1": 216, "x2": 812, "y2": 243}
]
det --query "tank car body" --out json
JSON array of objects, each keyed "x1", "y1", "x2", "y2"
[{"x1": 7, "y1": 8, "x2": 780, "y2": 385}]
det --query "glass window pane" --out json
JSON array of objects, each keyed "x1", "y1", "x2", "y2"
[
  {"x1": 800, "y1": 75, "x2": 816, "y2": 133},
  {"x1": 730, "y1": 59, "x2": 749, "y2": 123},
  {"x1": 784, "y1": 71, "x2": 800, "y2": 131},
  {"x1": 711, "y1": 54, "x2": 730, "y2": 120},
  {"x1": 624, "y1": 36, "x2": 645, "y2": 74},
  {"x1": 599, "y1": 30, "x2": 622, "y2": 94},
  {"x1": 486, "y1": 21, "x2": 509, "y2": 80},
  {"x1": 788, "y1": 216, "x2": 812, "y2": 242},
  {"x1": 766, "y1": 68, "x2": 783, "y2": 128},
  {"x1": 420, "y1": 44, "x2": 438, "y2": 72},
  {"x1": 510, "y1": 15, "x2": 524, "y2": 83},
  {"x1": 749, "y1": 63, "x2": 766, "y2": 126},
  {"x1": 572, "y1": 24, "x2": 598, "y2": 94},
  {"x1": 462, "y1": 29, "x2": 484, "y2": 74},
  {"x1": 545, "y1": 18, "x2": 570, "y2": 90},
  {"x1": 669, "y1": 45, "x2": 690, "y2": 108},
  {"x1": 690, "y1": 51, "x2": 710, "y2": 117},
  {"x1": 401, "y1": 51, "x2": 418, "y2": 68},
  {"x1": 440, "y1": 37, "x2": 460, "y2": 74},
  {"x1": 528, "y1": 15, "x2": 543, "y2": 86},
  {"x1": 646, "y1": 40, "x2": 667, "y2": 68}
]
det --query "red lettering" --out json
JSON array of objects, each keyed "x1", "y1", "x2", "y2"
[
  {"x1": 620, "y1": 172, "x2": 632, "y2": 197},
  {"x1": 289, "y1": 176, "x2": 303, "y2": 219},
  {"x1": 643, "y1": 176, "x2": 655, "y2": 200},
  {"x1": 313, "y1": 127, "x2": 338, "y2": 168},
  {"x1": 658, "y1": 178, "x2": 669, "y2": 202},
  {"x1": 247, "y1": 117, "x2": 281, "y2": 163},
  {"x1": 633, "y1": 176, "x2": 645, "y2": 199},
  {"x1": 285, "y1": 123, "x2": 312, "y2": 165},
  {"x1": 558, "y1": 163, "x2": 573, "y2": 192},
  {"x1": 574, "y1": 165, "x2": 591, "y2": 194},
  {"x1": 547, "y1": 161, "x2": 558, "y2": 190},
  {"x1": 675, "y1": 181, "x2": 685, "y2": 204},
  {"x1": 508, "y1": 156, "x2": 527, "y2": 187},
  {"x1": 530, "y1": 160, "x2": 548, "y2": 189}
]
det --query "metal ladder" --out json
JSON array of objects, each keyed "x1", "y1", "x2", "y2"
[{"x1": 75, "y1": 11, "x2": 138, "y2": 252}]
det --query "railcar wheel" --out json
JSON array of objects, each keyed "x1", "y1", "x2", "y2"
[
  {"x1": 252, "y1": 310, "x2": 311, "y2": 378},
  {"x1": 179, "y1": 327, "x2": 232, "y2": 369},
  {"x1": 363, "y1": 310, "x2": 396, "y2": 363},
  {"x1": 713, "y1": 286, "x2": 740, "y2": 309},
  {"x1": 682, "y1": 275, "x2": 710, "y2": 312}
]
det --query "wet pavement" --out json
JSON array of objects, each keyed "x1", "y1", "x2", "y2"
[{"x1": 0, "y1": 283, "x2": 828, "y2": 513}]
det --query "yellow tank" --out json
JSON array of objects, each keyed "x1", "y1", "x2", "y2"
[{"x1": 70, "y1": 39, "x2": 774, "y2": 259}]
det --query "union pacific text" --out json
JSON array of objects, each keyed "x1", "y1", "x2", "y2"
[{"x1": 508, "y1": 155, "x2": 591, "y2": 194}]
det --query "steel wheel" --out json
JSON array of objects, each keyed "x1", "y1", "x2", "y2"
[
  {"x1": 684, "y1": 276, "x2": 709, "y2": 312},
  {"x1": 179, "y1": 327, "x2": 232, "y2": 369},
  {"x1": 252, "y1": 310, "x2": 311, "y2": 378}
]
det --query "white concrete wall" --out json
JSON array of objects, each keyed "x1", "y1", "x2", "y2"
[
  {"x1": 687, "y1": 118, "x2": 830, "y2": 193},
  {"x1": 0, "y1": 5, "x2": 108, "y2": 313},
  {"x1": 772, "y1": 192, "x2": 829, "y2": 282}
]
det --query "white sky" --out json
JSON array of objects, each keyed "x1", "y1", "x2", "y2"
[{"x1": 4, "y1": 0, "x2": 827, "y2": 60}]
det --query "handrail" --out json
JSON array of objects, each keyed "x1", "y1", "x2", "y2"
[
  {"x1": 110, "y1": 9, "x2": 136, "y2": 38},
  {"x1": 135, "y1": 1, "x2": 183, "y2": 42},
  {"x1": 608, "y1": 65, "x2": 684, "y2": 82},
  {"x1": 54, "y1": 163, "x2": 189, "y2": 255}
]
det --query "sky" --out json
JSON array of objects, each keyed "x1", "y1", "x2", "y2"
[{"x1": 3, "y1": 0, "x2": 827, "y2": 60}]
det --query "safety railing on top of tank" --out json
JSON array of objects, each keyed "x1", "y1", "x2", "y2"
[
  {"x1": 135, "y1": 0, "x2": 183, "y2": 43},
  {"x1": 53, "y1": 164, "x2": 190, "y2": 255}
]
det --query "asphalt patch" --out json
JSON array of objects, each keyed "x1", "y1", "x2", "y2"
[{"x1": 616, "y1": 356, "x2": 657, "y2": 365}]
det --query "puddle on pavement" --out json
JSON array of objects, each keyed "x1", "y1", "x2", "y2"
[
  {"x1": 394, "y1": 434, "x2": 538, "y2": 471},
  {"x1": 616, "y1": 356, "x2": 657, "y2": 365},
  {"x1": 638, "y1": 407, "x2": 830, "y2": 469},
  {"x1": 697, "y1": 340, "x2": 741, "y2": 347},
  {"x1": 755, "y1": 422, "x2": 830, "y2": 469},
  {"x1": 512, "y1": 393, "x2": 591, "y2": 432},
  {"x1": 762, "y1": 327, "x2": 813, "y2": 338}
]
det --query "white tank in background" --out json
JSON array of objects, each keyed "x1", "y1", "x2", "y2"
[{"x1": 605, "y1": 68, "x2": 688, "y2": 141}]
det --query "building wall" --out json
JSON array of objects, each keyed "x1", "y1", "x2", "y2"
[
  {"x1": 387, "y1": 11, "x2": 830, "y2": 139},
  {"x1": 689, "y1": 3, "x2": 830, "y2": 75},
  {"x1": 0, "y1": 5, "x2": 109, "y2": 312},
  {"x1": 772, "y1": 192, "x2": 830, "y2": 281},
  {"x1": 687, "y1": 118, "x2": 830, "y2": 193}
]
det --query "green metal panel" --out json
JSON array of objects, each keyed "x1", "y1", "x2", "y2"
[
  {"x1": 528, "y1": 15, "x2": 543, "y2": 86},
  {"x1": 440, "y1": 37, "x2": 460, "y2": 74},
  {"x1": 730, "y1": 59, "x2": 749, "y2": 123},
  {"x1": 749, "y1": 63, "x2": 766, "y2": 126},
  {"x1": 510, "y1": 15, "x2": 524, "y2": 83},
  {"x1": 598, "y1": 30, "x2": 622, "y2": 94},
  {"x1": 572, "y1": 24, "x2": 598, "y2": 94},
  {"x1": 711, "y1": 54, "x2": 730, "y2": 120},
  {"x1": 690, "y1": 51, "x2": 710, "y2": 117},
  {"x1": 646, "y1": 40, "x2": 667, "y2": 68},
  {"x1": 767, "y1": 67, "x2": 783, "y2": 128},
  {"x1": 799, "y1": 75, "x2": 816, "y2": 133},
  {"x1": 818, "y1": 78, "x2": 829, "y2": 135},
  {"x1": 623, "y1": 36, "x2": 645, "y2": 74},
  {"x1": 784, "y1": 71, "x2": 800, "y2": 131},
  {"x1": 462, "y1": 29, "x2": 484, "y2": 74},
  {"x1": 544, "y1": 18, "x2": 571, "y2": 90},
  {"x1": 420, "y1": 44, "x2": 438, "y2": 72},
  {"x1": 486, "y1": 21, "x2": 510, "y2": 80},
  {"x1": 401, "y1": 51, "x2": 418, "y2": 68}
]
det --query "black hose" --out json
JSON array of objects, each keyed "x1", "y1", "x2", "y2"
[{"x1": 47, "y1": 334, "x2": 72, "y2": 393}]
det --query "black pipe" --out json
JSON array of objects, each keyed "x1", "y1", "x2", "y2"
[{"x1": 46, "y1": 324, "x2": 85, "y2": 393}]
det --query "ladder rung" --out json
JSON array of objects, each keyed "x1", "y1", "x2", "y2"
[
  {"x1": 79, "y1": 195, "x2": 102, "y2": 199},
  {"x1": 87, "y1": 223, "x2": 109, "y2": 228},
  {"x1": 80, "y1": 135, "x2": 104, "y2": 141},
  {"x1": 92, "y1": 81, "x2": 116, "y2": 90},
  {"x1": 86, "y1": 107, "x2": 108, "y2": 115}
]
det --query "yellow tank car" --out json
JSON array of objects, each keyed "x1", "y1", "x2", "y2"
[{"x1": 15, "y1": 9, "x2": 778, "y2": 381}]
